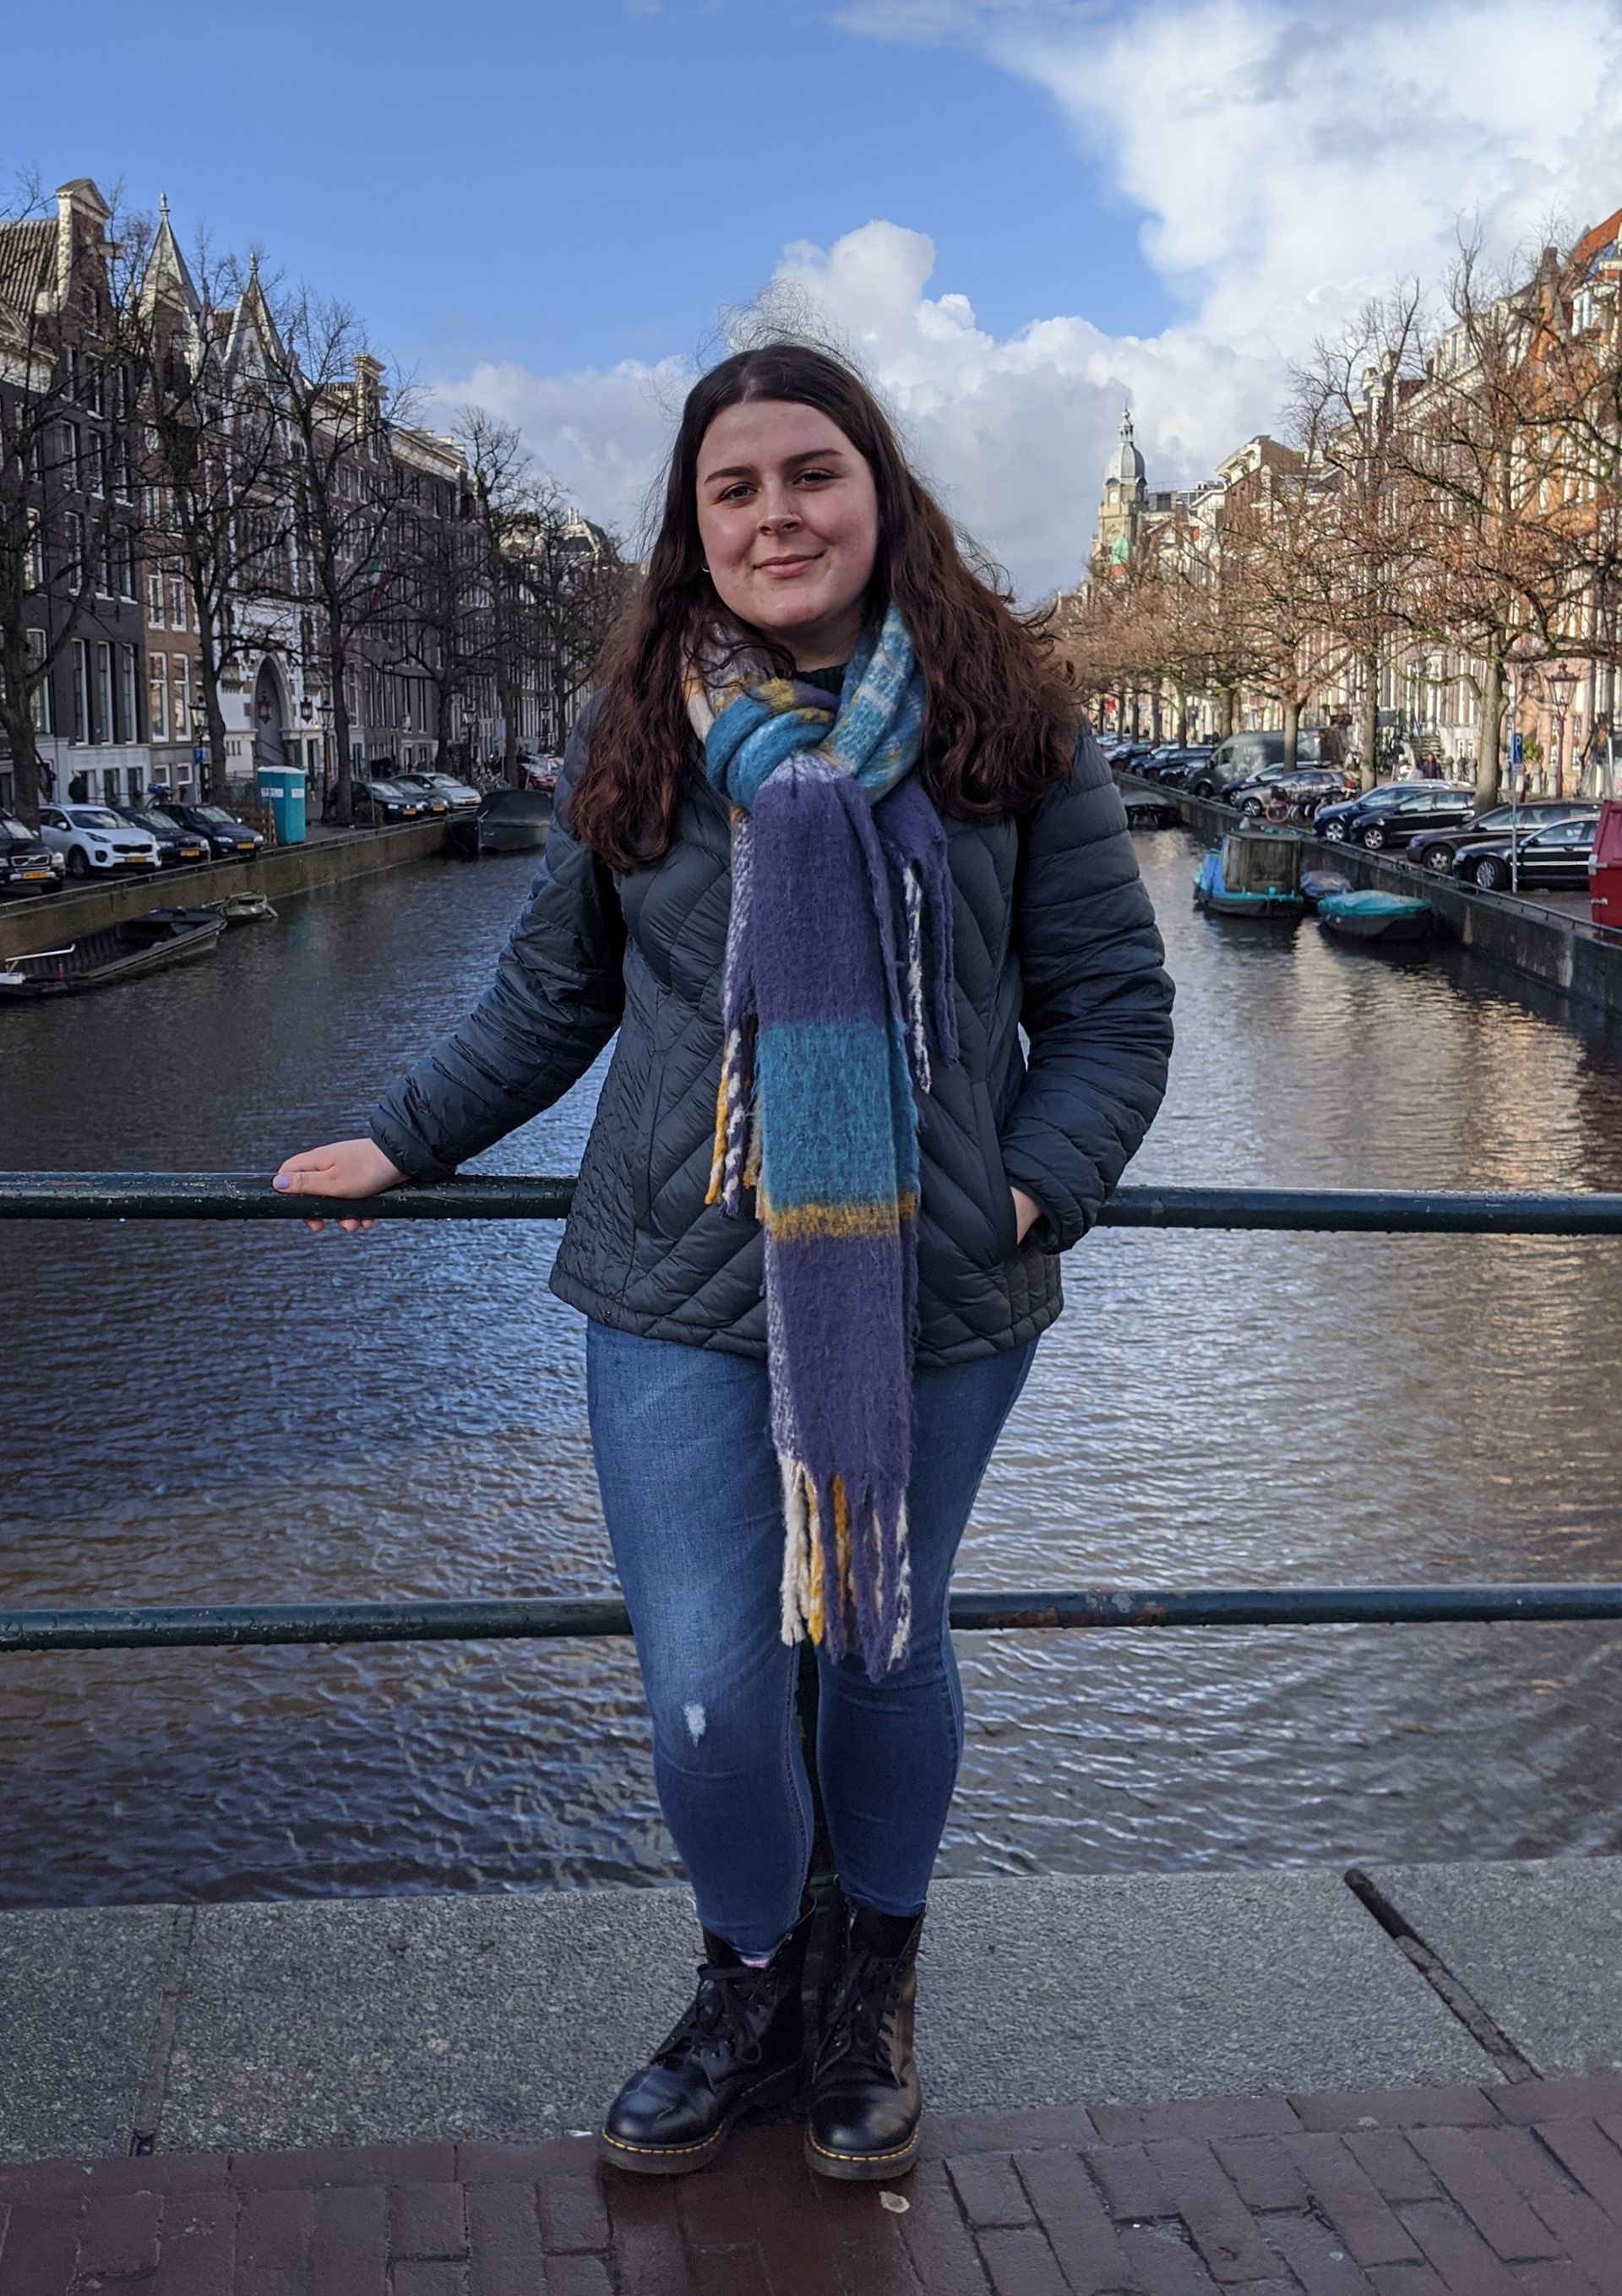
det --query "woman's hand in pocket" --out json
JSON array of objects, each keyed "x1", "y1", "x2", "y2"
[
  {"x1": 272, "y1": 1138, "x2": 406, "y2": 1234},
  {"x1": 1010, "y1": 1185, "x2": 1043, "y2": 1245}
]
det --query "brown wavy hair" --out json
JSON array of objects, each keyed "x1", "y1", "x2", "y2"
[{"x1": 569, "y1": 342, "x2": 1078, "y2": 871}]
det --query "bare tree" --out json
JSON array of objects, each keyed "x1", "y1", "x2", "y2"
[
  {"x1": 1386, "y1": 240, "x2": 1615, "y2": 804},
  {"x1": 257, "y1": 289, "x2": 414, "y2": 824},
  {"x1": 1292, "y1": 286, "x2": 1431, "y2": 791},
  {"x1": 457, "y1": 408, "x2": 541, "y2": 784},
  {"x1": 516, "y1": 481, "x2": 629, "y2": 749},
  {"x1": 128, "y1": 229, "x2": 294, "y2": 804}
]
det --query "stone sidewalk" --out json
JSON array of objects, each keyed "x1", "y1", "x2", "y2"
[{"x1": 8, "y1": 2074, "x2": 1622, "y2": 2292}]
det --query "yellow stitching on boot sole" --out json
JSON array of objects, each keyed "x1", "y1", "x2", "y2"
[
  {"x1": 807, "y1": 2133, "x2": 920, "y2": 2163},
  {"x1": 598, "y1": 2129, "x2": 722, "y2": 2157}
]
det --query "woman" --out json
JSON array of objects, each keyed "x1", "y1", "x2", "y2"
[{"x1": 274, "y1": 344, "x2": 1173, "y2": 2182}]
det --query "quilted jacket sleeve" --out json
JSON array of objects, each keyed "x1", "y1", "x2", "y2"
[
  {"x1": 365, "y1": 715, "x2": 627, "y2": 1181},
  {"x1": 996, "y1": 726, "x2": 1173, "y2": 1252}
]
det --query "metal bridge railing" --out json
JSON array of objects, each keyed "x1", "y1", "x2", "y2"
[{"x1": 3, "y1": 1172, "x2": 1622, "y2": 1653}]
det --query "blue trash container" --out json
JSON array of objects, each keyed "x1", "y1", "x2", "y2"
[{"x1": 256, "y1": 764, "x2": 306, "y2": 846}]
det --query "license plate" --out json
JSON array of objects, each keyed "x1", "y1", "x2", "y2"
[{"x1": 19, "y1": 868, "x2": 49, "y2": 879}]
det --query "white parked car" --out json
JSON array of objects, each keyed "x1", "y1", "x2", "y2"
[{"x1": 36, "y1": 804, "x2": 162, "y2": 880}]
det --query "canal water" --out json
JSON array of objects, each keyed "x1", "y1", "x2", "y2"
[{"x1": 4, "y1": 825, "x2": 1622, "y2": 1909}]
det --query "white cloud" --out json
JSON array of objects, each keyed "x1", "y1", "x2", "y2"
[{"x1": 431, "y1": 0, "x2": 1622, "y2": 598}]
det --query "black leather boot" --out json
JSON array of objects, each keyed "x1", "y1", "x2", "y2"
[
  {"x1": 598, "y1": 1907, "x2": 813, "y2": 2175},
  {"x1": 805, "y1": 1902, "x2": 924, "y2": 2180}
]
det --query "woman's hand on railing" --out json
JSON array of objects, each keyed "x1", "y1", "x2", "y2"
[{"x1": 272, "y1": 1138, "x2": 406, "y2": 1235}]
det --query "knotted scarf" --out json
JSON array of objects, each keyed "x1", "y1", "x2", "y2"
[{"x1": 686, "y1": 605, "x2": 958, "y2": 1682}]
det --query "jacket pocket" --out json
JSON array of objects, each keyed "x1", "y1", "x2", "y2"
[{"x1": 971, "y1": 1075, "x2": 1019, "y2": 1264}]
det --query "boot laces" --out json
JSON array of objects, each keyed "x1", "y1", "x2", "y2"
[
  {"x1": 821, "y1": 1949, "x2": 901, "y2": 2080},
  {"x1": 654, "y1": 1963, "x2": 766, "y2": 2077}
]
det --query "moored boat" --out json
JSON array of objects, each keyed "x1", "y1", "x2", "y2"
[
  {"x1": 0, "y1": 907, "x2": 226, "y2": 999},
  {"x1": 1316, "y1": 889, "x2": 1434, "y2": 944},
  {"x1": 1193, "y1": 826, "x2": 1306, "y2": 920},
  {"x1": 1300, "y1": 867, "x2": 1353, "y2": 908},
  {"x1": 448, "y1": 786, "x2": 552, "y2": 857}
]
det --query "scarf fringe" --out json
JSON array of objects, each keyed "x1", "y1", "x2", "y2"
[{"x1": 778, "y1": 1455, "x2": 913, "y2": 1676}]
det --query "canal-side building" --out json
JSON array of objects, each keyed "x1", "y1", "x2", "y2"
[{"x1": 0, "y1": 179, "x2": 150, "y2": 813}]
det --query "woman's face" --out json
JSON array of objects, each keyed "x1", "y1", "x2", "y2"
[{"x1": 695, "y1": 399, "x2": 879, "y2": 669}]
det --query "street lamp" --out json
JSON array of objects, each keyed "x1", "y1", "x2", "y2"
[{"x1": 1545, "y1": 667, "x2": 1578, "y2": 800}]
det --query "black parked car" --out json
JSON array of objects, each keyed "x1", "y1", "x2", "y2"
[
  {"x1": 1228, "y1": 766, "x2": 1352, "y2": 816},
  {"x1": 346, "y1": 777, "x2": 427, "y2": 825},
  {"x1": 1407, "y1": 799, "x2": 1590, "y2": 876},
  {"x1": 1451, "y1": 812, "x2": 1599, "y2": 891},
  {"x1": 1314, "y1": 781, "x2": 1477, "y2": 849},
  {"x1": 1142, "y1": 746, "x2": 1215, "y2": 785},
  {"x1": 0, "y1": 809, "x2": 66, "y2": 895},
  {"x1": 117, "y1": 806, "x2": 211, "y2": 868},
  {"x1": 155, "y1": 802, "x2": 264, "y2": 857}
]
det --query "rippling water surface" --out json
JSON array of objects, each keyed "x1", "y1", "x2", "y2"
[{"x1": 4, "y1": 825, "x2": 1622, "y2": 1907}]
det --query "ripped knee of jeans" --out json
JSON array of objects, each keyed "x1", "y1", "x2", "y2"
[{"x1": 682, "y1": 1700, "x2": 707, "y2": 1746}]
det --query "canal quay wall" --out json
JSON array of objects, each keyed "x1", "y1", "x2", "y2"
[
  {"x1": 1124, "y1": 771, "x2": 1622, "y2": 1019},
  {"x1": 0, "y1": 816, "x2": 452, "y2": 963},
  {"x1": 2, "y1": 1853, "x2": 1619, "y2": 2160}
]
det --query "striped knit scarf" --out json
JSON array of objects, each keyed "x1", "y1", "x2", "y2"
[{"x1": 688, "y1": 605, "x2": 958, "y2": 1681}]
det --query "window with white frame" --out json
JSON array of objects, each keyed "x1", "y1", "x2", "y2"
[
  {"x1": 148, "y1": 569, "x2": 165, "y2": 623},
  {"x1": 95, "y1": 644, "x2": 114, "y2": 743},
  {"x1": 71, "y1": 639, "x2": 89, "y2": 743},
  {"x1": 149, "y1": 658, "x2": 168, "y2": 742},
  {"x1": 169, "y1": 574, "x2": 187, "y2": 628},
  {"x1": 171, "y1": 656, "x2": 190, "y2": 738},
  {"x1": 121, "y1": 645, "x2": 139, "y2": 743},
  {"x1": 26, "y1": 630, "x2": 50, "y2": 732}
]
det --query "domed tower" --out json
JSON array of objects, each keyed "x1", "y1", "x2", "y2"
[{"x1": 1095, "y1": 406, "x2": 1146, "y2": 569}]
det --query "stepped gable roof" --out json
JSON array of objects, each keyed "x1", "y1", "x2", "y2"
[{"x1": 1105, "y1": 406, "x2": 1146, "y2": 487}]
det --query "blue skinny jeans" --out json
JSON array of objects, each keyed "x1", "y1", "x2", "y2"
[{"x1": 585, "y1": 1319, "x2": 1039, "y2": 1958}]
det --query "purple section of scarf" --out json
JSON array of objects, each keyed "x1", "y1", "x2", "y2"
[{"x1": 743, "y1": 766, "x2": 947, "y2": 1676}]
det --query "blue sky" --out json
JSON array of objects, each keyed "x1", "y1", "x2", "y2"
[
  {"x1": 10, "y1": 0, "x2": 1622, "y2": 594},
  {"x1": 7, "y1": 0, "x2": 1170, "y2": 371}
]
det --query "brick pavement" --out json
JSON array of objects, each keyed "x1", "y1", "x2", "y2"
[{"x1": 6, "y1": 2076, "x2": 1622, "y2": 2293}]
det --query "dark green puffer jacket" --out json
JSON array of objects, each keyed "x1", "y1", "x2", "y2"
[{"x1": 367, "y1": 711, "x2": 1173, "y2": 1366}]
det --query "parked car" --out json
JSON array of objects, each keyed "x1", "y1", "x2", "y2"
[
  {"x1": 117, "y1": 806, "x2": 211, "y2": 869},
  {"x1": 390, "y1": 775, "x2": 452, "y2": 816},
  {"x1": 155, "y1": 802, "x2": 265, "y2": 857},
  {"x1": 1314, "y1": 781, "x2": 1477, "y2": 849},
  {"x1": 414, "y1": 772, "x2": 481, "y2": 811},
  {"x1": 347, "y1": 777, "x2": 427, "y2": 824},
  {"x1": 35, "y1": 803, "x2": 162, "y2": 879},
  {"x1": 1186, "y1": 726, "x2": 1344, "y2": 797},
  {"x1": 1451, "y1": 813, "x2": 1599, "y2": 891},
  {"x1": 0, "y1": 810, "x2": 66, "y2": 895},
  {"x1": 1231, "y1": 767, "x2": 1352, "y2": 817},
  {"x1": 1141, "y1": 746, "x2": 1213, "y2": 785},
  {"x1": 1407, "y1": 799, "x2": 1592, "y2": 876}
]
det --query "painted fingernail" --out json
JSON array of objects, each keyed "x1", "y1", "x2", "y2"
[{"x1": 273, "y1": 1175, "x2": 291, "y2": 1190}]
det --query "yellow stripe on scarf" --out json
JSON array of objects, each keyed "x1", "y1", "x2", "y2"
[{"x1": 760, "y1": 1193, "x2": 917, "y2": 1242}]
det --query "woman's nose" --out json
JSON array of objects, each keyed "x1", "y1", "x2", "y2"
[{"x1": 759, "y1": 494, "x2": 801, "y2": 531}]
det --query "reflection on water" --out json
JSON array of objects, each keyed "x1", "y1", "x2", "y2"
[{"x1": 3, "y1": 825, "x2": 1622, "y2": 1908}]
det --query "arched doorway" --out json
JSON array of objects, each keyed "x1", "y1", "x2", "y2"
[{"x1": 252, "y1": 659, "x2": 288, "y2": 777}]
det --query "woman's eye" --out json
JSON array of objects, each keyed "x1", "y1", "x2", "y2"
[
  {"x1": 797, "y1": 467, "x2": 833, "y2": 485},
  {"x1": 719, "y1": 482, "x2": 753, "y2": 503}
]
